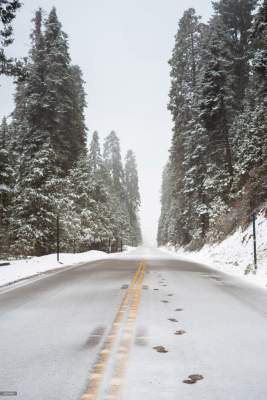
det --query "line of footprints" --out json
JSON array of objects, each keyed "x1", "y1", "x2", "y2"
[{"x1": 151, "y1": 272, "x2": 204, "y2": 385}]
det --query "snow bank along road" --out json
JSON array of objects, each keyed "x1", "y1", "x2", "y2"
[{"x1": 1, "y1": 248, "x2": 267, "y2": 399}]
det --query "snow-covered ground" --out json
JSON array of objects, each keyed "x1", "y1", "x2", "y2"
[
  {"x1": 163, "y1": 212, "x2": 267, "y2": 288},
  {"x1": 0, "y1": 250, "x2": 110, "y2": 288}
]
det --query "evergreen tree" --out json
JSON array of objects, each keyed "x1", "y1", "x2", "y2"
[
  {"x1": 125, "y1": 150, "x2": 142, "y2": 245},
  {"x1": 103, "y1": 131, "x2": 125, "y2": 197},
  {"x1": 87, "y1": 132, "x2": 114, "y2": 245},
  {"x1": 232, "y1": 0, "x2": 267, "y2": 213},
  {"x1": 182, "y1": 121, "x2": 210, "y2": 246},
  {"x1": 88, "y1": 131, "x2": 112, "y2": 221},
  {"x1": 103, "y1": 131, "x2": 131, "y2": 244},
  {"x1": 66, "y1": 155, "x2": 95, "y2": 251},
  {"x1": 89, "y1": 131, "x2": 103, "y2": 175},
  {"x1": 250, "y1": 0, "x2": 267, "y2": 100},
  {"x1": 2, "y1": 5, "x2": 143, "y2": 257},
  {"x1": 212, "y1": 0, "x2": 258, "y2": 105},
  {"x1": 249, "y1": 0, "x2": 267, "y2": 165},
  {"x1": 0, "y1": 117, "x2": 13, "y2": 194},
  {"x1": 43, "y1": 7, "x2": 86, "y2": 172},
  {"x1": 198, "y1": 18, "x2": 235, "y2": 192},
  {"x1": 9, "y1": 80, "x2": 28, "y2": 168},
  {"x1": 231, "y1": 1, "x2": 266, "y2": 177},
  {"x1": 69, "y1": 65, "x2": 87, "y2": 160},
  {"x1": 0, "y1": 0, "x2": 24, "y2": 77},
  {"x1": 157, "y1": 163, "x2": 172, "y2": 246},
  {"x1": 167, "y1": 8, "x2": 204, "y2": 246},
  {"x1": 8, "y1": 8, "x2": 90, "y2": 256},
  {"x1": 168, "y1": 8, "x2": 203, "y2": 123},
  {"x1": 8, "y1": 9, "x2": 62, "y2": 256},
  {"x1": 9, "y1": 140, "x2": 61, "y2": 256},
  {"x1": 158, "y1": 2, "x2": 263, "y2": 248},
  {"x1": 0, "y1": 117, "x2": 14, "y2": 255}
]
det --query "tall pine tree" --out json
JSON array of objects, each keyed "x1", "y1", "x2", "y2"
[
  {"x1": 103, "y1": 131, "x2": 131, "y2": 244},
  {"x1": 9, "y1": 8, "x2": 87, "y2": 256},
  {"x1": 125, "y1": 150, "x2": 142, "y2": 246},
  {"x1": 0, "y1": 117, "x2": 14, "y2": 255},
  {"x1": 167, "y1": 8, "x2": 205, "y2": 246},
  {"x1": 43, "y1": 7, "x2": 86, "y2": 172}
]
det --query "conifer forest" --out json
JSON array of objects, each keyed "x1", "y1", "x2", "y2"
[
  {"x1": 158, "y1": 0, "x2": 267, "y2": 250},
  {"x1": 1, "y1": 0, "x2": 267, "y2": 257},
  {"x1": 0, "y1": 5, "x2": 142, "y2": 257}
]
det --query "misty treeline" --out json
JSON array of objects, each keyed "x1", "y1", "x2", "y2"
[
  {"x1": 158, "y1": 0, "x2": 267, "y2": 249},
  {"x1": 0, "y1": 7, "x2": 142, "y2": 257}
]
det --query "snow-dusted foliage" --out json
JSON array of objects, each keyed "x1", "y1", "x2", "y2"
[
  {"x1": 0, "y1": 0, "x2": 23, "y2": 77},
  {"x1": 125, "y1": 150, "x2": 142, "y2": 246},
  {"x1": 0, "y1": 8, "x2": 142, "y2": 257},
  {"x1": 0, "y1": 118, "x2": 14, "y2": 254},
  {"x1": 158, "y1": 0, "x2": 267, "y2": 249},
  {"x1": 103, "y1": 131, "x2": 132, "y2": 245}
]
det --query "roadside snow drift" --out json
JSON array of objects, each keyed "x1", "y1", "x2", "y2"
[
  {"x1": 0, "y1": 251, "x2": 108, "y2": 288},
  {"x1": 163, "y1": 213, "x2": 267, "y2": 288}
]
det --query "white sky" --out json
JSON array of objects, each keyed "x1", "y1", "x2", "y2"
[{"x1": 0, "y1": 0, "x2": 213, "y2": 245}]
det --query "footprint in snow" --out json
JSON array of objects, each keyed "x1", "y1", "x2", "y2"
[
  {"x1": 174, "y1": 330, "x2": 186, "y2": 335},
  {"x1": 183, "y1": 374, "x2": 204, "y2": 384},
  {"x1": 153, "y1": 346, "x2": 168, "y2": 353}
]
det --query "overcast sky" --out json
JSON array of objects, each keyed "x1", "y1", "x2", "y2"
[{"x1": 0, "y1": 0, "x2": 213, "y2": 245}]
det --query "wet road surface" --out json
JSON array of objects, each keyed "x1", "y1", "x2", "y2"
[{"x1": 1, "y1": 248, "x2": 267, "y2": 399}]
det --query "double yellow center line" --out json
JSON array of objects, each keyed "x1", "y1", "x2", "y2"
[{"x1": 81, "y1": 261, "x2": 146, "y2": 400}]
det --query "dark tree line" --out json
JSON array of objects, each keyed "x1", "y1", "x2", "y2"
[
  {"x1": 158, "y1": 0, "x2": 267, "y2": 249},
  {"x1": 0, "y1": 7, "x2": 142, "y2": 257}
]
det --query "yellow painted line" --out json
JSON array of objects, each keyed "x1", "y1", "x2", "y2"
[
  {"x1": 81, "y1": 261, "x2": 146, "y2": 400},
  {"x1": 106, "y1": 262, "x2": 146, "y2": 400}
]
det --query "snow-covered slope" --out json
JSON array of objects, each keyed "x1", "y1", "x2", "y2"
[{"x1": 163, "y1": 213, "x2": 267, "y2": 288}]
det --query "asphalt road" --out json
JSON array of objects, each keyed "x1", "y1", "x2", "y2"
[{"x1": 1, "y1": 247, "x2": 267, "y2": 400}]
